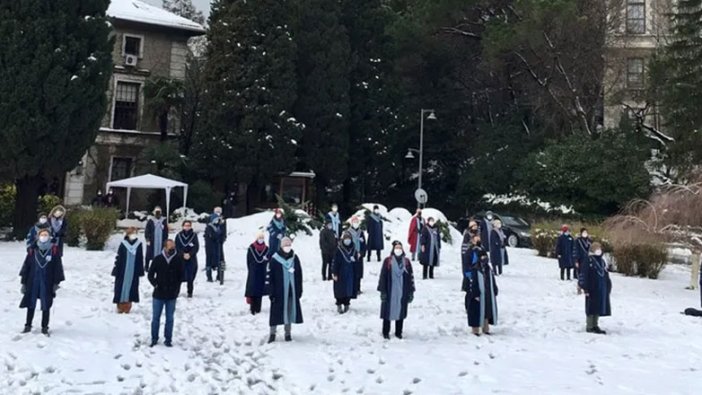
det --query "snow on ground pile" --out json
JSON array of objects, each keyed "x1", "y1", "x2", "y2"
[{"x1": 0, "y1": 208, "x2": 701, "y2": 394}]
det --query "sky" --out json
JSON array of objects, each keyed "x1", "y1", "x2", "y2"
[{"x1": 144, "y1": 0, "x2": 212, "y2": 19}]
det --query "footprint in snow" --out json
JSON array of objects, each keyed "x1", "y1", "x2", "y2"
[
  {"x1": 412, "y1": 378, "x2": 421, "y2": 384},
  {"x1": 375, "y1": 376, "x2": 383, "y2": 384},
  {"x1": 458, "y1": 371, "x2": 468, "y2": 377}
]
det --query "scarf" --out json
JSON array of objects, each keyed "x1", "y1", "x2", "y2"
[
  {"x1": 495, "y1": 228, "x2": 506, "y2": 245},
  {"x1": 249, "y1": 244, "x2": 269, "y2": 263},
  {"x1": 272, "y1": 218, "x2": 285, "y2": 231},
  {"x1": 162, "y1": 250, "x2": 177, "y2": 264},
  {"x1": 50, "y1": 218, "x2": 63, "y2": 235},
  {"x1": 253, "y1": 240, "x2": 267, "y2": 253},
  {"x1": 370, "y1": 213, "x2": 381, "y2": 223},
  {"x1": 119, "y1": 240, "x2": 141, "y2": 302},
  {"x1": 178, "y1": 230, "x2": 196, "y2": 246},
  {"x1": 348, "y1": 228, "x2": 362, "y2": 253},
  {"x1": 328, "y1": 212, "x2": 341, "y2": 235},
  {"x1": 31, "y1": 247, "x2": 52, "y2": 311},
  {"x1": 427, "y1": 226, "x2": 440, "y2": 266},
  {"x1": 272, "y1": 253, "x2": 298, "y2": 324},
  {"x1": 151, "y1": 218, "x2": 164, "y2": 254},
  {"x1": 388, "y1": 255, "x2": 405, "y2": 321}
]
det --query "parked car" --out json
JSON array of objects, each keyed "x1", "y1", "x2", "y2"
[{"x1": 456, "y1": 212, "x2": 532, "y2": 248}]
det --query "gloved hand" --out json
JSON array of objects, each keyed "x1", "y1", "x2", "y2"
[
  {"x1": 21, "y1": 285, "x2": 26, "y2": 294},
  {"x1": 408, "y1": 293, "x2": 414, "y2": 303},
  {"x1": 380, "y1": 293, "x2": 387, "y2": 302}
]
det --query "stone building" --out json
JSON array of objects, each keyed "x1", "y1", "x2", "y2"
[{"x1": 62, "y1": 0, "x2": 204, "y2": 207}]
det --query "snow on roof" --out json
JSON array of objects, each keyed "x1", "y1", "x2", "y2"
[{"x1": 107, "y1": 0, "x2": 205, "y2": 34}]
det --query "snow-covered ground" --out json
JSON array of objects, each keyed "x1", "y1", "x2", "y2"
[{"x1": 1, "y1": 209, "x2": 700, "y2": 394}]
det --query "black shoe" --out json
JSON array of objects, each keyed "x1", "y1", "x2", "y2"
[
  {"x1": 284, "y1": 334, "x2": 292, "y2": 342},
  {"x1": 207, "y1": 278, "x2": 213, "y2": 283},
  {"x1": 473, "y1": 332, "x2": 481, "y2": 337},
  {"x1": 268, "y1": 334, "x2": 276, "y2": 344},
  {"x1": 41, "y1": 327, "x2": 49, "y2": 336},
  {"x1": 22, "y1": 325, "x2": 31, "y2": 334},
  {"x1": 165, "y1": 341, "x2": 173, "y2": 347},
  {"x1": 383, "y1": 333, "x2": 390, "y2": 340},
  {"x1": 593, "y1": 327, "x2": 607, "y2": 335},
  {"x1": 586, "y1": 328, "x2": 596, "y2": 333},
  {"x1": 187, "y1": 293, "x2": 193, "y2": 298},
  {"x1": 343, "y1": 305, "x2": 349, "y2": 313},
  {"x1": 395, "y1": 333, "x2": 403, "y2": 339},
  {"x1": 150, "y1": 340, "x2": 158, "y2": 347},
  {"x1": 337, "y1": 305, "x2": 343, "y2": 314}
]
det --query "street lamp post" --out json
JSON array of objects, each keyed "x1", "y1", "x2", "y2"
[{"x1": 406, "y1": 109, "x2": 436, "y2": 208}]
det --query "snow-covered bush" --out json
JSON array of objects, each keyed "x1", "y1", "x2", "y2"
[
  {"x1": 276, "y1": 195, "x2": 320, "y2": 236},
  {"x1": 532, "y1": 229, "x2": 558, "y2": 257},
  {"x1": 612, "y1": 244, "x2": 668, "y2": 279}
]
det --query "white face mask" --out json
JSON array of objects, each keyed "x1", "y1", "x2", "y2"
[
  {"x1": 352, "y1": 222, "x2": 359, "y2": 229},
  {"x1": 282, "y1": 246, "x2": 292, "y2": 253},
  {"x1": 129, "y1": 234, "x2": 138, "y2": 241},
  {"x1": 39, "y1": 218, "x2": 47, "y2": 224},
  {"x1": 257, "y1": 238, "x2": 265, "y2": 244},
  {"x1": 428, "y1": 221, "x2": 435, "y2": 227},
  {"x1": 373, "y1": 210, "x2": 379, "y2": 215},
  {"x1": 39, "y1": 235, "x2": 50, "y2": 243},
  {"x1": 343, "y1": 239, "x2": 352, "y2": 246},
  {"x1": 582, "y1": 232, "x2": 589, "y2": 238},
  {"x1": 486, "y1": 215, "x2": 493, "y2": 220},
  {"x1": 276, "y1": 214, "x2": 282, "y2": 219},
  {"x1": 214, "y1": 210, "x2": 222, "y2": 216},
  {"x1": 595, "y1": 249, "x2": 603, "y2": 256},
  {"x1": 393, "y1": 249, "x2": 403, "y2": 257},
  {"x1": 332, "y1": 207, "x2": 338, "y2": 213},
  {"x1": 54, "y1": 211, "x2": 63, "y2": 218}
]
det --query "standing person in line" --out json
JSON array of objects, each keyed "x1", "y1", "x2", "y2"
[
  {"x1": 466, "y1": 220, "x2": 480, "y2": 239},
  {"x1": 245, "y1": 231, "x2": 270, "y2": 315},
  {"x1": 104, "y1": 189, "x2": 119, "y2": 208},
  {"x1": 489, "y1": 219, "x2": 509, "y2": 275},
  {"x1": 578, "y1": 242, "x2": 612, "y2": 335},
  {"x1": 480, "y1": 211, "x2": 495, "y2": 255},
  {"x1": 26, "y1": 213, "x2": 51, "y2": 248},
  {"x1": 19, "y1": 228, "x2": 65, "y2": 335},
  {"x1": 148, "y1": 239, "x2": 184, "y2": 347},
  {"x1": 91, "y1": 190, "x2": 104, "y2": 207},
  {"x1": 204, "y1": 213, "x2": 226, "y2": 283},
  {"x1": 326, "y1": 203, "x2": 342, "y2": 239},
  {"x1": 48, "y1": 205, "x2": 68, "y2": 258},
  {"x1": 112, "y1": 227, "x2": 144, "y2": 313},
  {"x1": 419, "y1": 217, "x2": 441, "y2": 279},
  {"x1": 574, "y1": 228, "x2": 592, "y2": 294},
  {"x1": 332, "y1": 232, "x2": 358, "y2": 314},
  {"x1": 268, "y1": 237, "x2": 303, "y2": 343},
  {"x1": 175, "y1": 220, "x2": 199, "y2": 298},
  {"x1": 145, "y1": 207, "x2": 168, "y2": 271},
  {"x1": 366, "y1": 205, "x2": 384, "y2": 262},
  {"x1": 319, "y1": 220, "x2": 337, "y2": 281},
  {"x1": 212, "y1": 206, "x2": 228, "y2": 244},
  {"x1": 378, "y1": 241, "x2": 415, "y2": 340},
  {"x1": 348, "y1": 216, "x2": 367, "y2": 294},
  {"x1": 463, "y1": 242, "x2": 498, "y2": 336},
  {"x1": 556, "y1": 225, "x2": 575, "y2": 281},
  {"x1": 267, "y1": 209, "x2": 286, "y2": 258},
  {"x1": 407, "y1": 208, "x2": 425, "y2": 261}
]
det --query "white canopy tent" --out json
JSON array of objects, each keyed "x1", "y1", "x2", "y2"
[{"x1": 106, "y1": 174, "x2": 188, "y2": 223}]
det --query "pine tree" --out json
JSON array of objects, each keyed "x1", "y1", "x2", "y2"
[
  {"x1": 193, "y1": 0, "x2": 300, "y2": 207},
  {"x1": 650, "y1": 0, "x2": 702, "y2": 179},
  {"x1": 293, "y1": 0, "x2": 351, "y2": 204},
  {"x1": 162, "y1": 0, "x2": 205, "y2": 25},
  {"x1": 0, "y1": 1, "x2": 113, "y2": 238}
]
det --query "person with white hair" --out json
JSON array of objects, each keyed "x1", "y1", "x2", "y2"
[
  {"x1": 268, "y1": 237, "x2": 303, "y2": 343},
  {"x1": 489, "y1": 219, "x2": 509, "y2": 275},
  {"x1": 245, "y1": 231, "x2": 270, "y2": 315},
  {"x1": 145, "y1": 206, "x2": 168, "y2": 271}
]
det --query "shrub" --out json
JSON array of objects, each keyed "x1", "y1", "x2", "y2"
[
  {"x1": 0, "y1": 184, "x2": 16, "y2": 227},
  {"x1": 436, "y1": 220, "x2": 453, "y2": 244},
  {"x1": 38, "y1": 194, "x2": 62, "y2": 216},
  {"x1": 189, "y1": 180, "x2": 224, "y2": 214},
  {"x1": 612, "y1": 244, "x2": 668, "y2": 279},
  {"x1": 275, "y1": 195, "x2": 318, "y2": 236},
  {"x1": 64, "y1": 207, "x2": 85, "y2": 247},
  {"x1": 532, "y1": 228, "x2": 558, "y2": 257},
  {"x1": 80, "y1": 208, "x2": 119, "y2": 250}
]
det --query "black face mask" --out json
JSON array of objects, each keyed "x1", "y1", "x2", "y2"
[
  {"x1": 167, "y1": 248, "x2": 176, "y2": 255},
  {"x1": 475, "y1": 241, "x2": 482, "y2": 246}
]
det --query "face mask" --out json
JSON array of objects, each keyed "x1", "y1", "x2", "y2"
[
  {"x1": 564, "y1": 231, "x2": 570, "y2": 236},
  {"x1": 108, "y1": 191, "x2": 113, "y2": 195},
  {"x1": 393, "y1": 249, "x2": 403, "y2": 257},
  {"x1": 326, "y1": 224, "x2": 333, "y2": 230},
  {"x1": 282, "y1": 246, "x2": 292, "y2": 253},
  {"x1": 214, "y1": 210, "x2": 222, "y2": 216},
  {"x1": 276, "y1": 214, "x2": 282, "y2": 219},
  {"x1": 129, "y1": 234, "x2": 138, "y2": 241},
  {"x1": 417, "y1": 212, "x2": 422, "y2": 217},
  {"x1": 486, "y1": 215, "x2": 493, "y2": 220},
  {"x1": 39, "y1": 235, "x2": 50, "y2": 243},
  {"x1": 352, "y1": 223, "x2": 359, "y2": 229},
  {"x1": 428, "y1": 221, "x2": 435, "y2": 227},
  {"x1": 332, "y1": 207, "x2": 338, "y2": 213},
  {"x1": 343, "y1": 239, "x2": 352, "y2": 246},
  {"x1": 167, "y1": 248, "x2": 176, "y2": 255},
  {"x1": 54, "y1": 211, "x2": 63, "y2": 218},
  {"x1": 39, "y1": 218, "x2": 47, "y2": 224},
  {"x1": 595, "y1": 249, "x2": 603, "y2": 256},
  {"x1": 494, "y1": 223, "x2": 502, "y2": 229},
  {"x1": 582, "y1": 232, "x2": 589, "y2": 238},
  {"x1": 475, "y1": 241, "x2": 482, "y2": 246},
  {"x1": 257, "y1": 239, "x2": 265, "y2": 244},
  {"x1": 373, "y1": 210, "x2": 379, "y2": 215},
  {"x1": 154, "y1": 211, "x2": 162, "y2": 217},
  {"x1": 183, "y1": 227, "x2": 192, "y2": 232}
]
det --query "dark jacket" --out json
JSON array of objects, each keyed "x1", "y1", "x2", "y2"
[
  {"x1": 489, "y1": 229, "x2": 509, "y2": 266},
  {"x1": 419, "y1": 225, "x2": 441, "y2": 267},
  {"x1": 320, "y1": 227, "x2": 338, "y2": 257},
  {"x1": 556, "y1": 233, "x2": 575, "y2": 269},
  {"x1": 332, "y1": 244, "x2": 358, "y2": 299},
  {"x1": 145, "y1": 217, "x2": 168, "y2": 263},
  {"x1": 574, "y1": 237, "x2": 592, "y2": 267},
  {"x1": 579, "y1": 254, "x2": 612, "y2": 317},
  {"x1": 175, "y1": 230, "x2": 199, "y2": 282},
  {"x1": 19, "y1": 244, "x2": 65, "y2": 310},
  {"x1": 268, "y1": 249, "x2": 304, "y2": 326},
  {"x1": 112, "y1": 238, "x2": 145, "y2": 303},
  {"x1": 378, "y1": 255, "x2": 415, "y2": 321},
  {"x1": 245, "y1": 242, "x2": 270, "y2": 297},
  {"x1": 148, "y1": 251, "x2": 184, "y2": 300}
]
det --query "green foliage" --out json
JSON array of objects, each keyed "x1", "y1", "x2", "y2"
[
  {"x1": 275, "y1": 195, "x2": 320, "y2": 236},
  {"x1": 517, "y1": 129, "x2": 651, "y2": 215},
  {"x1": 38, "y1": 194, "x2": 62, "y2": 216},
  {"x1": 189, "y1": 180, "x2": 224, "y2": 214},
  {"x1": 144, "y1": 77, "x2": 184, "y2": 138},
  {"x1": 141, "y1": 143, "x2": 184, "y2": 180},
  {"x1": 531, "y1": 220, "x2": 612, "y2": 257},
  {"x1": 64, "y1": 207, "x2": 85, "y2": 247},
  {"x1": 435, "y1": 220, "x2": 453, "y2": 244},
  {"x1": 532, "y1": 228, "x2": 559, "y2": 257},
  {"x1": 612, "y1": 244, "x2": 668, "y2": 279},
  {"x1": 0, "y1": 184, "x2": 16, "y2": 227},
  {"x1": 80, "y1": 208, "x2": 119, "y2": 250}
]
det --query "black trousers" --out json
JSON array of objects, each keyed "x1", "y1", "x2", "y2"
[
  {"x1": 186, "y1": 280, "x2": 194, "y2": 296},
  {"x1": 336, "y1": 297, "x2": 351, "y2": 306},
  {"x1": 560, "y1": 268, "x2": 572, "y2": 280},
  {"x1": 367, "y1": 249, "x2": 381, "y2": 262},
  {"x1": 26, "y1": 308, "x2": 50, "y2": 329},
  {"x1": 382, "y1": 319, "x2": 404, "y2": 336},
  {"x1": 422, "y1": 265, "x2": 435, "y2": 279},
  {"x1": 250, "y1": 297, "x2": 262, "y2": 314},
  {"x1": 321, "y1": 253, "x2": 333, "y2": 280}
]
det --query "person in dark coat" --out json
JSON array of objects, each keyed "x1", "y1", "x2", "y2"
[
  {"x1": 332, "y1": 232, "x2": 358, "y2": 314},
  {"x1": 112, "y1": 227, "x2": 144, "y2": 313},
  {"x1": 175, "y1": 220, "x2": 199, "y2": 298},
  {"x1": 556, "y1": 225, "x2": 575, "y2": 280},
  {"x1": 212, "y1": 206, "x2": 228, "y2": 243},
  {"x1": 407, "y1": 209, "x2": 424, "y2": 261},
  {"x1": 48, "y1": 205, "x2": 68, "y2": 257},
  {"x1": 578, "y1": 242, "x2": 612, "y2": 335},
  {"x1": 245, "y1": 231, "x2": 270, "y2": 315},
  {"x1": 204, "y1": 213, "x2": 226, "y2": 283},
  {"x1": 480, "y1": 211, "x2": 495, "y2": 254},
  {"x1": 463, "y1": 242, "x2": 498, "y2": 336},
  {"x1": 489, "y1": 219, "x2": 509, "y2": 275},
  {"x1": 366, "y1": 205, "x2": 384, "y2": 262},
  {"x1": 348, "y1": 216, "x2": 367, "y2": 294},
  {"x1": 378, "y1": 241, "x2": 415, "y2": 340},
  {"x1": 320, "y1": 220, "x2": 338, "y2": 281},
  {"x1": 148, "y1": 240, "x2": 184, "y2": 347},
  {"x1": 325, "y1": 203, "x2": 342, "y2": 239},
  {"x1": 26, "y1": 213, "x2": 51, "y2": 248},
  {"x1": 91, "y1": 190, "x2": 105, "y2": 207},
  {"x1": 267, "y1": 209, "x2": 286, "y2": 258},
  {"x1": 419, "y1": 217, "x2": 441, "y2": 279},
  {"x1": 574, "y1": 228, "x2": 592, "y2": 290},
  {"x1": 104, "y1": 188, "x2": 119, "y2": 208},
  {"x1": 466, "y1": 220, "x2": 480, "y2": 239},
  {"x1": 145, "y1": 207, "x2": 168, "y2": 271},
  {"x1": 268, "y1": 237, "x2": 303, "y2": 343},
  {"x1": 19, "y1": 228, "x2": 65, "y2": 335}
]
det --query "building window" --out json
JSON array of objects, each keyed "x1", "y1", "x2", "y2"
[
  {"x1": 627, "y1": 58, "x2": 644, "y2": 89},
  {"x1": 626, "y1": 0, "x2": 646, "y2": 34},
  {"x1": 113, "y1": 81, "x2": 140, "y2": 130},
  {"x1": 123, "y1": 35, "x2": 143, "y2": 57},
  {"x1": 110, "y1": 157, "x2": 133, "y2": 182}
]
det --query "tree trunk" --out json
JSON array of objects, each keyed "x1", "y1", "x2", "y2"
[{"x1": 12, "y1": 175, "x2": 43, "y2": 240}]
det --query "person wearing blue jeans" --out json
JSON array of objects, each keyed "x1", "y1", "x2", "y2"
[{"x1": 148, "y1": 240, "x2": 184, "y2": 347}]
